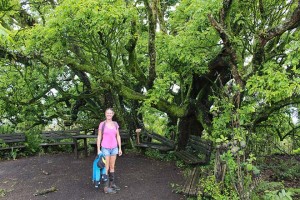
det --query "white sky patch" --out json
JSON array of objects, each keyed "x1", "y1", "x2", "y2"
[
  {"x1": 46, "y1": 88, "x2": 58, "y2": 96},
  {"x1": 40, "y1": 97, "x2": 45, "y2": 104},
  {"x1": 290, "y1": 107, "x2": 299, "y2": 125},
  {"x1": 244, "y1": 55, "x2": 253, "y2": 66},
  {"x1": 285, "y1": 48, "x2": 292, "y2": 54},
  {"x1": 171, "y1": 84, "x2": 180, "y2": 93},
  {"x1": 156, "y1": 23, "x2": 160, "y2": 32},
  {"x1": 141, "y1": 87, "x2": 147, "y2": 94}
]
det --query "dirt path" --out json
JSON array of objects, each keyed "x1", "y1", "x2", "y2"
[{"x1": 0, "y1": 152, "x2": 186, "y2": 200}]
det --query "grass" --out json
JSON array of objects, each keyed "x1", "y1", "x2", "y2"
[{"x1": 0, "y1": 188, "x2": 13, "y2": 198}]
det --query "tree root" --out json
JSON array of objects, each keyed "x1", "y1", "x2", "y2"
[{"x1": 33, "y1": 186, "x2": 57, "y2": 196}]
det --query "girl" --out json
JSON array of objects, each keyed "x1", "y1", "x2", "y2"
[{"x1": 97, "y1": 108, "x2": 122, "y2": 194}]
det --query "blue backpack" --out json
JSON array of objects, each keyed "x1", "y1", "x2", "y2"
[{"x1": 92, "y1": 152, "x2": 107, "y2": 188}]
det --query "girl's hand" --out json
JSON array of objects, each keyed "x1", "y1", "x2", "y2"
[{"x1": 118, "y1": 149, "x2": 122, "y2": 156}]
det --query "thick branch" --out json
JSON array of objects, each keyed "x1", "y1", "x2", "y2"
[
  {"x1": 208, "y1": 4, "x2": 244, "y2": 109},
  {"x1": 157, "y1": 0, "x2": 167, "y2": 34},
  {"x1": 144, "y1": 0, "x2": 157, "y2": 88},
  {"x1": 260, "y1": 2, "x2": 300, "y2": 46},
  {"x1": 251, "y1": 95, "x2": 300, "y2": 130},
  {"x1": 124, "y1": 19, "x2": 147, "y2": 84},
  {"x1": 0, "y1": 47, "x2": 31, "y2": 65},
  {"x1": 208, "y1": 13, "x2": 244, "y2": 89},
  {"x1": 283, "y1": 126, "x2": 300, "y2": 140},
  {"x1": 254, "y1": 1, "x2": 300, "y2": 66}
]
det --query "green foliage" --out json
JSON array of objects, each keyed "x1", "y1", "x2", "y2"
[
  {"x1": 138, "y1": 107, "x2": 169, "y2": 135},
  {"x1": 163, "y1": 0, "x2": 222, "y2": 77},
  {"x1": 260, "y1": 157, "x2": 300, "y2": 181},
  {"x1": 207, "y1": 0, "x2": 300, "y2": 157},
  {"x1": 254, "y1": 181, "x2": 285, "y2": 193},
  {"x1": 263, "y1": 189, "x2": 293, "y2": 200},
  {"x1": 175, "y1": 159, "x2": 185, "y2": 168},
  {"x1": 246, "y1": 61, "x2": 300, "y2": 104},
  {"x1": 0, "y1": 0, "x2": 300, "y2": 167},
  {"x1": 0, "y1": 147, "x2": 21, "y2": 160},
  {"x1": 0, "y1": 188, "x2": 6, "y2": 197},
  {"x1": 254, "y1": 186, "x2": 300, "y2": 200},
  {"x1": 288, "y1": 188, "x2": 300, "y2": 199},
  {"x1": 200, "y1": 137, "x2": 260, "y2": 199},
  {"x1": 220, "y1": 150, "x2": 257, "y2": 198},
  {"x1": 292, "y1": 148, "x2": 300, "y2": 154},
  {"x1": 170, "y1": 182, "x2": 183, "y2": 195},
  {"x1": 0, "y1": 125, "x2": 14, "y2": 134},
  {"x1": 27, "y1": 0, "x2": 136, "y2": 74},
  {"x1": 24, "y1": 129, "x2": 42, "y2": 155},
  {"x1": 199, "y1": 174, "x2": 239, "y2": 200},
  {"x1": 10, "y1": 148, "x2": 18, "y2": 160},
  {"x1": 144, "y1": 149, "x2": 175, "y2": 162}
]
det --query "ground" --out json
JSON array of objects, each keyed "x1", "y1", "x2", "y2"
[
  {"x1": 1, "y1": 152, "x2": 298, "y2": 200},
  {"x1": 259, "y1": 154, "x2": 300, "y2": 188},
  {"x1": 0, "y1": 151, "x2": 186, "y2": 200}
]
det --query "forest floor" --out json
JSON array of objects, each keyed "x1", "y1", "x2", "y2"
[
  {"x1": 0, "y1": 151, "x2": 299, "y2": 200},
  {"x1": 259, "y1": 154, "x2": 300, "y2": 188},
  {"x1": 0, "y1": 151, "x2": 186, "y2": 200}
]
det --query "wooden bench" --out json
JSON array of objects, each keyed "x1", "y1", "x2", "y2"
[
  {"x1": 175, "y1": 135, "x2": 213, "y2": 197},
  {"x1": 40, "y1": 130, "x2": 80, "y2": 151},
  {"x1": 181, "y1": 167, "x2": 210, "y2": 197},
  {"x1": 119, "y1": 129, "x2": 131, "y2": 153},
  {"x1": 0, "y1": 133, "x2": 26, "y2": 151},
  {"x1": 135, "y1": 131, "x2": 175, "y2": 152},
  {"x1": 175, "y1": 135, "x2": 212, "y2": 165}
]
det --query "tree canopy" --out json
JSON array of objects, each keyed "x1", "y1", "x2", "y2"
[{"x1": 0, "y1": 0, "x2": 299, "y2": 152}]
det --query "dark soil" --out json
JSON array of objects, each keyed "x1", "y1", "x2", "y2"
[
  {"x1": 258, "y1": 154, "x2": 300, "y2": 188},
  {"x1": 0, "y1": 152, "x2": 186, "y2": 200}
]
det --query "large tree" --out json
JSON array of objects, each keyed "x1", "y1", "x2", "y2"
[{"x1": 0, "y1": 0, "x2": 300, "y2": 151}]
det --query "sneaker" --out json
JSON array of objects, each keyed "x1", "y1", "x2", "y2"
[
  {"x1": 95, "y1": 181, "x2": 100, "y2": 188},
  {"x1": 104, "y1": 187, "x2": 116, "y2": 194},
  {"x1": 111, "y1": 184, "x2": 121, "y2": 191},
  {"x1": 102, "y1": 174, "x2": 108, "y2": 182}
]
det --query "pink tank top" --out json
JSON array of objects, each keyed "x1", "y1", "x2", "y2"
[{"x1": 99, "y1": 121, "x2": 119, "y2": 148}]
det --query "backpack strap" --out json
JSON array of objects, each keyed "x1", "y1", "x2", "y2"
[
  {"x1": 113, "y1": 121, "x2": 118, "y2": 129},
  {"x1": 101, "y1": 121, "x2": 118, "y2": 134},
  {"x1": 101, "y1": 121, "x2": 106, "y2": 135}
]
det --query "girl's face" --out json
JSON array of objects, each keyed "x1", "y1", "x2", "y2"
[{"x1": 105, "y1": 109, "x2": 114, "y2": 120}]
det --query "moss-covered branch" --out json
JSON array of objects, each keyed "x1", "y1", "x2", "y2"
[{"x1": 251, "y1": 95, "x2": 300, "y2": 130}]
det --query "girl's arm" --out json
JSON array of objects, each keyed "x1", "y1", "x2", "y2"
[
  {"x1": 97, "y1": 127, "x2": 102, "y2": 154},
  {"x1": 116, "y1": 130, "x2": 122, "y2": 156}
]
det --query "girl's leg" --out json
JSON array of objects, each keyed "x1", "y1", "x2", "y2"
[
  {"x1": 109, "y1": 155, "x2": 120, "y2": 190},
  {"x1": 109, "y1": 155, "x2": 117, "y2": 172},
  {"x1": 105, "y1": 155, "x2": 110, "y2": 174},
  {"x1": 103, "y1": 155, "x2": 116, "y2": 194}
]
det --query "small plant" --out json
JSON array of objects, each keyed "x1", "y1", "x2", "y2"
[
  {"x1": 200, "y1": 136, "x2": 261, "y2": 200},
  {"x1": 255, "y1": 181, "x2": 285, "y2": 192},
  {"x1": 0, "y1": 189, "x2": 6, "y2": 197},
  {"x1": 260, "y1": 157, "x2": 300, "y2": 182},
  {"x1": 199, "y1": 174, "x2": 239, "y2": 200},
  {"x1": 145, "y1": 149, "x2": 163, "y2": 160},
  {"x1": 176, "y1": 159, "x2": 185, "y2": 168},
  {"x1": 263, "y1": 189, "x2": 293, "y2": 200},
  {"x1": 170, "y1": 183, "x2": 182, "y2": 194},
  {"x1": 252, "y1": 181, "x2": 284, "y2": 199},
  {"x1": 24, "y1": 130, "x2": 41, "y2": 155},
  {"x1": 292, "y1": 147, "x2": 300, "y2": 154},
  {"x1": 10, "y1": 148, "x2": 18, "y2": 160},
  {"x1": 288, "y1": 188, "x2": 300, "y2": 199},
  {"x1": 145, "y1": 149, "x2": 176, "y2": 161},
  {"x1": 0, "y1": 142, "x2": 8, "y2": 149}
]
